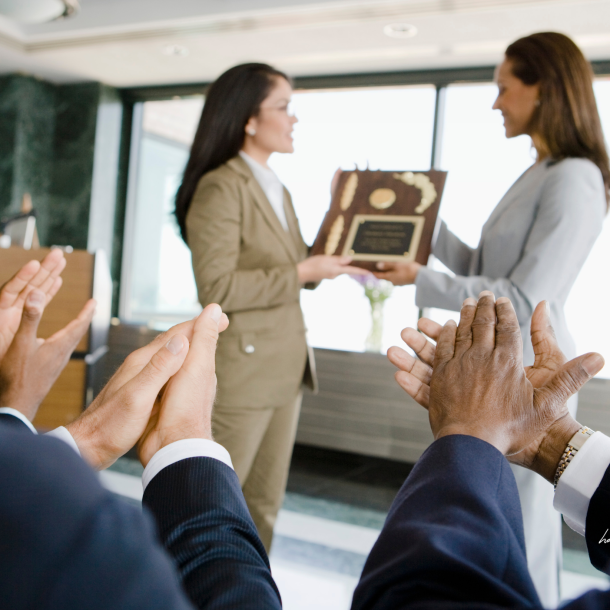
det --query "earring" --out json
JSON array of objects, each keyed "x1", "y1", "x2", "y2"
[
  {"x1": 535, "y1": 100, "x2": 541, "y2": 107},
  {"x1": 247, "y1": 128, "x2": 256, "y2": 136}
]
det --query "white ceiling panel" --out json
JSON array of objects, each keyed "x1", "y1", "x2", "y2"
[{"x1": 0, "y1": 0, "x2": 609, "y2": 87}]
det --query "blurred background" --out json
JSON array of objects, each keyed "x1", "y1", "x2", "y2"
[{"x1": 2, "y1": 2, "x2": 610, "y2": 607}]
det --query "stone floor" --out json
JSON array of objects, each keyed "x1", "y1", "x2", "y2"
[{"x1": 103, "y1": 444, "x2": 610, "y2": 609}]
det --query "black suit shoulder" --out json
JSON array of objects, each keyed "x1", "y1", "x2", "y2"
[
  {"x1": 144, "y1": 457, "x2": 282, "y2": 610},
  {"x1": 0, "y1": 425, "x2": 194, "y2": 610}
]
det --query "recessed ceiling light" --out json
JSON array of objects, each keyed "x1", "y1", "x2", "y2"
[
  {"x1": 383, "y1": 23, "x2": 418, "y2": 39},
  {"x1": 162, "y1": 44, "x2": 190, "y2": 57}
]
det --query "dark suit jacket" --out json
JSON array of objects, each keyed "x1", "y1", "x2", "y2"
[
  {"x1": 0, "y1": 414, "x2": 281, "y2": 610},
  {"x1": 351, "y1": 434, "x2": 610, "y2": 610}
]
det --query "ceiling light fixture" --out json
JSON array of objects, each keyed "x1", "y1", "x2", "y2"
[
  {"x1": 383, "y1": 23, "x2": 418, "y2": 39},
  {"x1": 162, "y1": 44, "x2": 190, "y2": 57},
  {"x1": 0, "y1": 0, "x2": 79, "y2": 23}
]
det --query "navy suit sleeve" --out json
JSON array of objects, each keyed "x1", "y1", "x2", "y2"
[
  {"x1": 352, "y1": 435, "x2": 541, "y2": 610},
  {"x1": 0, "y1": 412, "x2": 32, "y2": 431},
  {"x1": 0, "y1": 424, "x2": 196, "y2": 610},
  {"x1": 585, "y1": 464, "x2": 610, "y2": 574},
  {"x1": 143, "y1": 457, "x2": 282, "y2": 610}
]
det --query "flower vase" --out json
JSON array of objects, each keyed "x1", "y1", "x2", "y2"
[{"x1": 365, "y1": 299, "x2": 385, "y2": 353}]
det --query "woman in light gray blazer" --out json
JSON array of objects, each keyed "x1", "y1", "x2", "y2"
[{"x1": 376, "y1": 32, "x2": 610, "y2": 607}]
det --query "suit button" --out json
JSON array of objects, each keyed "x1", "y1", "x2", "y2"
[{"x1": 245, "y1": 344, "x2": 255, "y2": 354}]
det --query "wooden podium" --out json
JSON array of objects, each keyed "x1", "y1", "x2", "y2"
[{"x1": 0, "y1": 248, "x2": 111, "y2": 429}]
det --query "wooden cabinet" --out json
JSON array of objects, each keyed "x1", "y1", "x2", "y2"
[{"x1": 0, "y1": 247, "x2": 111, "y2": 430}]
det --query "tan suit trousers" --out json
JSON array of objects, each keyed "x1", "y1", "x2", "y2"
[{"x1": 212, "y1": 392, "x2": 303, "y2": 551}]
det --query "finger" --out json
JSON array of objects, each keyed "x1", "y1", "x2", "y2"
[
  {"x1": 36, "y1": 256, "x2": 67, "y2": 296},
  {"x1": 122, "y1": 333, "x2": 190, "y2": 403},
  {"x1": 26, "y1": 249, "x2": 65, "y2": 292},
  {"x1": 433, "y1": 320, "x2": 457, "y2": 367},
  {"x1": 471, "y1": 292, "x2": 496, "y2": 353},
  {"x1": 376, "y1": 262, "x2": 396, "y2": 270},
  {"x1": 182, "y1": 304, "x2": 222, "y2": 378},
  {"x1": 454, "y1": 298, "x2": 477, "y2": 358},
  {"x1": 337, "y1": 256, "x2": 353, "y2": 265},
  {"x1": 0, "y1": 260, "x2": 41, "y2": 308},
  {"x1": 530, "y1": 301, "x2": 565, "y2": 371},
  {"x1": 401, "y1": 326, "x2": 435, "y2": 366},
  {"x1": 11, "y1": 289, "x2": 45, "y2": 350},
  {"x1": 417, "y1": 318, "x2": 443, "y2": 342},
  {"x1": 495, "y1": 297, "x2": 522, "y2": 353},
  {"x1": 394, "y1": 370, "x2": 430, "y2": 408},
  {"x1": 388, "y1": 345, "x2": 432, "y2": 384},
  {"x1": 342, "y1": 266, "x2": 368, "y2": 275},
  {"x1": 44, "y1": 276, "x2": 63, "y2": 306},
  {"x1": 219, "y1": 313, "x2": 229, "y2": 333},
  {"x1": 536, "y1": 352, "x2": 605, "y2": 417}
]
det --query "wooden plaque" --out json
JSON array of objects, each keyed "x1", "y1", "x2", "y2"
[{"x1": 311, "y1": 169, "x2": 447, "y2": 271}]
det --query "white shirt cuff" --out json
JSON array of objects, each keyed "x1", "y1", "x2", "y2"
[
  {"x1": 0, "y1": 407, "x2": 37, "y2": 434},
  {"x1": 45, "y1": 426, "x2": 81, "y2": 456},
  {"x1": 554, "y1": 431, "x2": 610, "y2": 536},
  {"x1": 142, "y1": 439, "x2": 234, "y2": 491}
]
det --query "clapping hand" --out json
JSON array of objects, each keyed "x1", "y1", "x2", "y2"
[
  {"x1": 0, "y1": 249, "x2": 66, "y2": 362},
  {"x1": 68, "y1": 305, "x2": 229, "y2": 470},
  {"x1": 0, "y1": 289, "x2": 95, "y2": 422},
  {"x1": 389, "y1": 292, "x2": 604, "y2": 472}
]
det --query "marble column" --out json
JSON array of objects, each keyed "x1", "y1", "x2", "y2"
[{"x1": 0, "y1": 75, "x2": 122, "y2": 252}]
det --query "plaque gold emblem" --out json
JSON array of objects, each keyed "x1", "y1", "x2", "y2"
[
  {"x1": 393, "y1": 172, "x2": 437, "y2": 214},
  {"x1": 325, "y1": 214, "x2": 345, "y2": 255},
  {"x1": 340, "y1": 173, "x2": 358, "y2": 211},
  {"x1": 369, "y1": 188, "x2": 396, "y2": 210}
]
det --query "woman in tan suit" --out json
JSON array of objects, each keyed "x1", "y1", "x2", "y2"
[{"x1": 175, "y1": 63, "x2": 362, "y2": 550}]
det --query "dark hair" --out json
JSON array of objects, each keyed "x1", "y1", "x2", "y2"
[
  {"x1": 175, "y1": 63, "x2": 291, "y2": 243},
  {"x1": 505, "y1": 32, "x2": 610, "y2": 205}
]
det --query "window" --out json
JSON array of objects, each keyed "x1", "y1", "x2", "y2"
[
  {"x1": 269, "y1": 85, "x2": 436, "y2": 353},
  {"x1": 119, "y1": 73, "x2": 610, "y2": 370}
]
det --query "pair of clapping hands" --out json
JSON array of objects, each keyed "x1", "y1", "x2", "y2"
[
  {"x1": 0, "y1": 249, "x2": 227, "y2": 470},
  {"x1": 391, "y1": 291, "x2": 604, "y2": 479}
]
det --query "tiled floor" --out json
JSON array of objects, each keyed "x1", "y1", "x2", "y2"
[{"x1": 104, "y1": 444, "x2": 609, "y2": 609}]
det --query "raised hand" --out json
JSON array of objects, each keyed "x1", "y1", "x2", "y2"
[
  {"x1": 67, "y1": 306, "x2": 229, "y2": 470},
  {"x1": 0, "y1": 289, "x2": 95, "y2": 422},
  {"x1": 389, "y1": 293, "x2": 603, "y2": 463},
  {"x1": 0, "y1": 249, "x2": 66, "y2": 362}
]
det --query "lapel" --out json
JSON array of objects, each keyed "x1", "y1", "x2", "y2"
[
  {"x1": 283, "y1": 188, "x2": 307, "y2": 261},
  {"x1": 481, "y1": 162, "x2": 539, "y2": 237},
  {"x1": 227, "y1": 156, "x2": 301, "y2": 263}
]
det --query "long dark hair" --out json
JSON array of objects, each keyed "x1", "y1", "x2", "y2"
[
  {"x1": 505, "y1": 32, "x2": 610, "y2": 205},
  {"x1": 175, "y1": 63, "x2": 291, "y2": 243}
]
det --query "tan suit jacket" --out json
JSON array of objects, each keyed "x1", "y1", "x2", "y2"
[{"x1": 186, "y1": 155, "x2": 317, "y2": 408}]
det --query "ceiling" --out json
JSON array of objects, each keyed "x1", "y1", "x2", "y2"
[{"x1": 1, "y1": 0, "x2": 610, "y2": 88}]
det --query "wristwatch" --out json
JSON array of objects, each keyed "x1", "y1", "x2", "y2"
[{"x1": 553, "y1": 426, "x2": 595, "y2": 489}]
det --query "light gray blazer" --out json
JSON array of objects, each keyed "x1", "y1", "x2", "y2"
[{"x1": 416, "y1": 158, "x2": 606, "y2": 365}]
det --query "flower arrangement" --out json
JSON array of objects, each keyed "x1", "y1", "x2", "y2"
[{"x1": 353, "y1": 275, "x2": 393, "y2": 353}]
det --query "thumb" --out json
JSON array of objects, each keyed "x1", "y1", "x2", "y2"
[
  {"x1": 536, "y1": 352, "x2": 604, "y2": 412},
  {"x1": 337, "y1": 256, "x2": 352, "y2": 265},
  {"x1": 121, "y1": 333, "x2": 190, "y2": 408},
  {"x1": 13, "y1": 289, "x2": 45, "y2": 348}
]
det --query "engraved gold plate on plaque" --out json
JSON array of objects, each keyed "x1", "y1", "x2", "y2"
[{"x1": 342, "y1": 215, "x2": 426, "y2": 263}]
